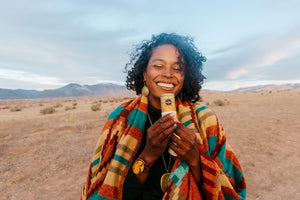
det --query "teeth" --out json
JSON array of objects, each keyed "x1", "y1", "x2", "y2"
[{"x1": 157, "y1": 82, "x2": 174, "y2": 88}]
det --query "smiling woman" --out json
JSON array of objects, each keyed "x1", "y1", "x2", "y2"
[{"x1": 81, "y1": 33, "x2": 246, "y2": 200}]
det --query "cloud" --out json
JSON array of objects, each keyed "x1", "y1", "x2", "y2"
[
  {"x1": 0, "y1": 1, "x2": 141, "y2": 89},
  {"x1": 0, "y1": 68, "x2": 66, "y2": 86},
  {"x1": 204, "y1": 25, "x2": 300, "y2": 86}
]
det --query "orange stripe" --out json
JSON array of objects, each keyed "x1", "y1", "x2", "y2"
[
  {"x1": 225, "y1": 149, "x2": 243, "y2": 172},
  {"x1": 206, "y1": 124, "x2": 219, "y2": 137}
]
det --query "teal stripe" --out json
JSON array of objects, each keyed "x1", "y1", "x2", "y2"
[
  {"x1": 170, "y1": 161, "x2": 189, "y2": 187},
  {"x1": 206, "y1": 136, "x2": 218, "y2": 156},
  {"x1": 113, "y1": 154, "x2": 129, "y2": 166},
  {"x1": 107, "y1": 106, "x2": 125, "y2": 120},
  {"x1": 89, "y1": 191, "x2": 113, "y2": 200},
  {"x1": 217, "y1": 144, "x2": 244, "y2": 188},
  {"x1": 92, "y1": 158, "x2": 100, "y2": 167},
  {"x1": 183, "y1": 120, "x2": 192, "y2": 127},
  {"x1": 224, "y1": 188, "x2": 246, "y2": 200},
  {"x1": 196, "y1": 106, "x2": 208, "y2": 115},
  {"x1": 127, "y1": 108, "x2": 147, "y2": 132}
]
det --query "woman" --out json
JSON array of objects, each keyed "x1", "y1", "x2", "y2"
[{"x1": 81, "y1": 33, "x2": 246, "y2": 200}]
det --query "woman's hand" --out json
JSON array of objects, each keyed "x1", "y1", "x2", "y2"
[
  {"x1": 140, "y1": 113, "x2": 178, "y2": 165},
  {"x1": 169, "y1": 123, "x2": 202, "y2": 182},
  {"x1": 135, "y1": 113, "x2": 178, "y2": 184}
]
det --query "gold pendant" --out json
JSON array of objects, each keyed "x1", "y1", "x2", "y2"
[{"x1": 160, "y1": 172, "x2": 171, "y2": 192}]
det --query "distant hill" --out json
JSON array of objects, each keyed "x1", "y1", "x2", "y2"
[
  {"x1": 0, "y1": 83, "x2": 299, "y2": 100},
  {"x1": 0, "y1": 83, "x2": 134, "y2": 100},
  {"x1": 230, "y1": 83, "x2": 300, "y2": 92},
  {"x1": 0, "y1": 89, "x2": 40, "y2": 100}
]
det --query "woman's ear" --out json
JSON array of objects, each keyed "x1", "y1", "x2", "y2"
[{"x1": 143, "y1": 71, "x2": 146, "y2": 82}]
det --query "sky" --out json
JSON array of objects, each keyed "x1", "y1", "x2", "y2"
[{"x1": 0, "y1": 0, "x2": 299, "y2": 91}]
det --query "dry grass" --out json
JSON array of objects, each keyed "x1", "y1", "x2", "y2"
[{"x1": 0, "y1": 92, "x2": 300, "y2": 199}]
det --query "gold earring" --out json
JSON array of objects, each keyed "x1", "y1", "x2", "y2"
[{"x1": 142, "y1": 81, "x2": 149, "y2": 97}]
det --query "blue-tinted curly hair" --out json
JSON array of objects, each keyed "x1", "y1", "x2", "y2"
[{"x1": 125, "y1": 33, "x2": 206, "y2": 102}]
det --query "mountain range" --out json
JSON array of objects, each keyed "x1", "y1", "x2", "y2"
[
  {"x1": 0, "y1": 83, "x2": 134, "y2": 100},
  {"x1": 0, "y1": 83, "x2": 299, "y2": 100}
]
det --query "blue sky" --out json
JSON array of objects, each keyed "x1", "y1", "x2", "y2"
[{"x1": 0, "y1": 0, "x2": 299, "y2": 91}]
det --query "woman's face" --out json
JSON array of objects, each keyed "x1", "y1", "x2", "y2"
[{"x1": 143, "y1": 44, "x2": 185, "y2": 109}]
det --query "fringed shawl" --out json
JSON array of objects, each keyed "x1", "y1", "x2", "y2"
[{"x1": 81, "y1": 95, "x2": 246, "y2": 200}]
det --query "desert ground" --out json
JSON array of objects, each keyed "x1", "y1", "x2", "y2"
[{"x1": 0, "y1": 90, "x2": 299, "y2": 200}]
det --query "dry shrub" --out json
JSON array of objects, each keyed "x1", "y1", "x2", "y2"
[
  {"x1": 10, "y1": 106, "x2": 22, "y2": 112},
  {"x1": 109, "y1": 98, "x2": 116, "y2": 103},
  {"x1": 72, "y1": 101, "x2": 77, "y2": 106},
  {"x1": 102, "y1": 100, "x2": 108, "y2": 103},
  {"x1": 54, "y1": 103, "x2": 63, "y2": 108},
  {"x1": 40, "y1": 107, "x2": 55, "y2": 114},
  {"x1": 64, "y1": 106, "x2": 75, "y2": 111},
  {"x1": 224, "y1": 99, "x2": 230, "y2": 105},
  {"x1": 213, "y1": 99, "x2": 226, "y2": 106},
  {"x1": 91, "y1": 103, "x2": 101, "y2": 111},
  {"x1": 92, "y1": 100, "x2": 98, "y2": 104},
  {"x1": 39, "y1": 103, "x2": 44, "y2": 106}
]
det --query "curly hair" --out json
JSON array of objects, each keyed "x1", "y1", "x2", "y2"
[{"x1": 125, "y1": 33, "x2": 206, "y2": 103}]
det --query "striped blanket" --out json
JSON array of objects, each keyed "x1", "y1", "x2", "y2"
[{"x1": 81, "y1": 95, "x2": 246, "y2": 200}]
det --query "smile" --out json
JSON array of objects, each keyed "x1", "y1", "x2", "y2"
[{"x1": 157, "y1": 82, "x2": 174, "y2": 88}]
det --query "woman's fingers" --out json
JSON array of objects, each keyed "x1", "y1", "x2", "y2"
[
  {"x1": 173, "y1": 123, "x2": 196, "y2": 143},
  {"x1": 169, "y1": 124, "x2": 197, "y2": 157},
  {"x1": 148, "y1": 113, "x2": 178, "y2": 137},
  {"x1": 159, "y1": 123, "x2": 177, "y2": 142},
  {"x1": 148, "y1": 113, "x2": 175, "y2": 130}
]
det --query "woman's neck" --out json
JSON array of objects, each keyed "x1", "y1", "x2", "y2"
[{"x1": 148, "y1": 96, "x2": 161, "y2": 110}]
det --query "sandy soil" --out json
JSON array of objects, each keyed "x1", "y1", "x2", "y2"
[{"x1": 0, "y1": 91, "x2": 299, "y2": 200}]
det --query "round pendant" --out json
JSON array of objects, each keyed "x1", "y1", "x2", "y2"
[{"x1": 160, "y1": 172, "x2": 171, "y2": 192}]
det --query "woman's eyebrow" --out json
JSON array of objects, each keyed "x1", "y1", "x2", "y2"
[{"x1": 150, "y1": 58, "x2": 165, "y2": 63}]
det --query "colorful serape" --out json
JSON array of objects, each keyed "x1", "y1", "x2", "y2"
[{"x1": 81, "y1": 95, "x2": 246, "y2": 200}]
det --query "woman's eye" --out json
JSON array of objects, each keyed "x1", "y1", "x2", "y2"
[
  {"x1": 173, "y1": 66, "x2": 183, "y2": 71},
  {"x1": 153, "y1": 65, "x2": 163, "y2": 68}
]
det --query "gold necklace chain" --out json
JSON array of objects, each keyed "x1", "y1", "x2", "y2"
[{"x1": 146, "y1": 113, "x2": 172, "y2": 172}]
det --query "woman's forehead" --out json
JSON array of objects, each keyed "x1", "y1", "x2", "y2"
[{"x1": 150, "y1": 44, "x2": 180, "y2": 61}]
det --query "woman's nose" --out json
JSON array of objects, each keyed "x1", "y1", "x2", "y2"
[{"x1": 162, "y1": 67, "x2": 173, "y2": 77}]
